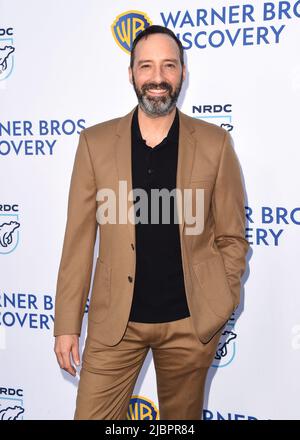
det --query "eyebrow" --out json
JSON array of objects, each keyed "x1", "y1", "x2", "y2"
[{"x1": 137, "y1": 58, "x2": 179, "y2": 66}]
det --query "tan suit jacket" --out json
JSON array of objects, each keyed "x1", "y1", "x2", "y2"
[{"x1": 53, "y1": 106, "x2": 249, "y2": 345}]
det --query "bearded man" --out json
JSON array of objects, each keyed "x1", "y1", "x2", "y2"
[{"x1": 53, "y1": 25, "x2": 249, "y2": 420}]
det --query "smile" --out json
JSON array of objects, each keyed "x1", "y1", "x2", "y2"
[{"x1": 146, "y1": 89, "x2": 168, "y2": 96}]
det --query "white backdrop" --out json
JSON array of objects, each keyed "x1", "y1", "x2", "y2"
[{"x1": 1, "y1": 0, "x2": 300, "y2": 420}]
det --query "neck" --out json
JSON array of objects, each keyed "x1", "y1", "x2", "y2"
[{"x1": 137, "y1": 105, "x2": 177, "y2": 137}]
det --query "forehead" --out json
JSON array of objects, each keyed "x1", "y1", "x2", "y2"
[{"x1": 134, "y1": 33, "x2": 180, "y2": 61}]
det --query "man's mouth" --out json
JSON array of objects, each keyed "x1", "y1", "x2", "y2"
[{"x1": 146, "y1": 88, "x2": 168, "y2": 96}]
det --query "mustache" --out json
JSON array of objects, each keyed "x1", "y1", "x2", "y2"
[{"x1": 141, "y1": 82, "x2": 172, "y2": 93}]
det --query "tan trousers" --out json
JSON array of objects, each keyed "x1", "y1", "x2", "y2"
[{"x1": 74, "y1": 316, "x2": 222, "y2": 420}]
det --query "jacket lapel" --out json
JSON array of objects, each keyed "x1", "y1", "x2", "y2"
[
  {"x1": 114, "y1": 107, "x2": 136, "y2": 247},
  {"x1": 177, "y1": 109, "x2": 196, "y2": 237}
]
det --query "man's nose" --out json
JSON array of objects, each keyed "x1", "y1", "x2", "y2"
[{"x1": 151, "y1": 65, "x2": 165, "y2": 84}]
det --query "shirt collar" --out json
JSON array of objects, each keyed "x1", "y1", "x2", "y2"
[{"x1": 131, "y1": 105, "x2": 179, "y2": 147}]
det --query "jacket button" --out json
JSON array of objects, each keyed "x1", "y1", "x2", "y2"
[
  {"x1": 128, "y1": 275, "x2": 133, "y2": 283},
  {"x1": 131, "y1": 243, "x2": 134, "y2": 250}
]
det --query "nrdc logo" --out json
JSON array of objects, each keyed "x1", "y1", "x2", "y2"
[
  {"x1": 192, "y1": 104, "x2": 234, "y2": 132},
  {"x1": 0, "y1": 204, "x2": 20, "y2": 254},
  {"x1": 212, "y1": 313, "x2": 238, "y2": 368},
  {"x1": 0, "y1": 27, "x2": 15, "y2": 81},
  {"x1": 0, "y1": 387, "x2": 24, "y2": 420},
  {"x1": 127, "y1": 395, "x2": 159, "y2": 420},
  {"x1": 111, "y1": 11, "x2": 152, "y2": 54}
]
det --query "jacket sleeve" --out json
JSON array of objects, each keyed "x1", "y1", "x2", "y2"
[
  {"x1": 212, "y1": 130, "x2": 249, "y2": 308},
  {"x1": 53, "y1": 130, "x2": 97, "y2": 336}
]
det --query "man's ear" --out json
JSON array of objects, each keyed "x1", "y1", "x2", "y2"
[
  {"x1": 128, "y1": 66, "x2": 133, "y2": 85},
  {"x1": 182, "y1": 64, "x2": 186, "y2": 82}
]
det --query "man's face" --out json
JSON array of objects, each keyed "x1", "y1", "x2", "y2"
[{"x1": 129, "y1": 33, "x2": 186, "y2": 117}]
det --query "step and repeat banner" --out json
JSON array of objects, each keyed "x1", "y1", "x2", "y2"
[{"x1": 1, "y1": 0, "x2": 300, "y2": 420}]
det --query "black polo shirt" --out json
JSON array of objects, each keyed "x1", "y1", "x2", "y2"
[{"x1": 128, "y1": 105, "x2": 190, "y2": 323}]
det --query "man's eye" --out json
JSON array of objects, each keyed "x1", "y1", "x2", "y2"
[
  {"x1": 166, "y1": 64, "x2": 175, "y2": 68},
  {"x1": 141, "y1": 65, "x2": 150, "y2": 69}
]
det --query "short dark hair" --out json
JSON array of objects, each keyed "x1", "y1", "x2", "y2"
[{"x1": 130, "y1": 25, "x2": 184, "y2": 69}]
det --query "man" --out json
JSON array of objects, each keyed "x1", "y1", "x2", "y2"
[{"x1": 53, "y1": 25, "x2": 249, "y2": 420}]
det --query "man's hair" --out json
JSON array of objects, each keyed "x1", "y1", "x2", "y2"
[{"x1": 130, "y1": 25, "x2": 184, "y2": 69}]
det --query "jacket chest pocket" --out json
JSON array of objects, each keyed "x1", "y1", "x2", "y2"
[{"x1": 183, "y1": 180, "x2": 214, "y2": 232}]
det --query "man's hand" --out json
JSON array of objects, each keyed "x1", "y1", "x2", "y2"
[{"x1": 54, "y1": 334, "x2": 80, "y2": 377}]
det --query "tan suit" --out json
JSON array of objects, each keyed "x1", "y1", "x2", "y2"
[{"x1": 53, "y1": 106, "x2": 249, "y2": 347}]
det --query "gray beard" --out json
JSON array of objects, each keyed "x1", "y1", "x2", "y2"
[
  {"x1": 132, "y1": 75, "x2": 183, "y2": 117},
  {"x1": 138, "y1": 93, "x2": 176, "y2": 116}
]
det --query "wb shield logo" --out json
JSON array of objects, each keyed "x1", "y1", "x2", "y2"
[
  {"x1": 0, "y1": 215, "x2": 20, "y2": 254},
  {"x1": 0, "y1": 30, "x2": 15, "y2": 80},
  {"x1": 127, "y1": 395, "x2": 158, "y2": 420},
  {"x1": 111, "y1": 11, "x2": 152, "y2": 54}
]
